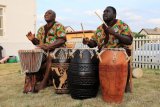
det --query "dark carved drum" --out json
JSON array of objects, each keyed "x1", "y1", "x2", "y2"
[
  {"x1": 99, "y1": 48, "x2": 129, "y2": 103},
  {"x1": 68, "y1": 49, "x2": 99, "y2": 99},
  {"x1": 50, "y1": 48, "x2": 72, "y2": 94}
]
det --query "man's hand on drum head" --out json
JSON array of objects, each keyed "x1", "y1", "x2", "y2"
[
  {"x1": 83, "y1": 37, "x2": 90, "y2": 45},
  {"x1": 26, "y1": 31, "x2": 35, "y2": 41}
]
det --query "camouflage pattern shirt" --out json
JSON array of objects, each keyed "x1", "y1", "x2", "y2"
[
  {"x1": 36, "y1": 21, "x2": 66, "y2": 45},
  {"x1": 92, "y1": 19, "x2": 132, "y2": 50}
]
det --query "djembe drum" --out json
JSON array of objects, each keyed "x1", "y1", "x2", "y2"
[
  {"x1": 99, "y1": 48, "x2": 129, "y2": 103},
  {"x1": 68, "y1": 49, "x2": 99, "y2": 99},
  {"x1": 18, "y1": 49, "x2": 45, "y2": 93},
  {"x1": 50, "y1": 48, "x2": 72, "y2": 94}
]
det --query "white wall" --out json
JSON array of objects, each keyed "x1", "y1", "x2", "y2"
[
  {"x1": 0, "y1": 0, "x2": 36, "y2": 57},
  {"x1": 147, "y1": 35, "x2": 160, "y2": 38}
]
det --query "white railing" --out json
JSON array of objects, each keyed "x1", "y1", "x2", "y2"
[
  {"x1": 132, "y1": 36, "x2": 160, "y2": 69},
  {"x1": 67, "y1": 37, "x2": 160, "y2": 69}
]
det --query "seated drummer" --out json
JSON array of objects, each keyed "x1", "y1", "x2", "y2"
[
  {"x1": 27, "y1": 9, "x2": 66, "y2": 51},
  {"x1": 25, "y1": 10, "x2": 66, "y2": 93},
  {"x1": 83, "y1": 6, "x2": 133, "y2": 93}
]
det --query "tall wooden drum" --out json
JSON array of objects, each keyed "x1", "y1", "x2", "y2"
[
  {"x1": 68, "y1": 49, "x2": 99, "y2": 99},
  {"x1": 18, "y1": 49, "x2": 45, "y2": 93},
  {"x1": 99, "y1": 48, "x2": 129, "y2": 103},
  {"x1": 50, "y1": 48, "x2": 72, "y2": 94}
]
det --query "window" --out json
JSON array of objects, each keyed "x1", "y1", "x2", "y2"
[{"x1": 0, "y1": 7, "x2": 4, "y2": 36}]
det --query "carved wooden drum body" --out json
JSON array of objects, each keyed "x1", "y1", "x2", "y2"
[
  {"x1": 50, "y1": 48, "x2": 72, "y2": 94},
  {"x1": 99, "y1": 48, "x2": 129, "y2": 103},
  {"x1": 68, "y1": 49, "x2": 99, "y2": 99},
  {"x1": 18, "y1": 49, "x2": 45, "y2": 93}
]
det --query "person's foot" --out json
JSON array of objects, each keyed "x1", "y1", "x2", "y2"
[
  {"x1": 35, "y1": 83, "x2": 47, "y2": 91},
  {"x1": 23, "y1": 90, "x2": 28, "y2": 94},
  {"x1": 32, "y1": 86, "x2": 39, "y2": 93}
]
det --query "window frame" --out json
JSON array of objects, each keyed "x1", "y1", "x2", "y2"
[{"x1": 0, "y1": 6, "x2": 4, "y2": 36}]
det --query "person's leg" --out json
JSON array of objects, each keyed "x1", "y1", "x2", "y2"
[
  {"x1": 37, "y1": 54, "x2": 52, "y2": 90},
  {"x1": 125, "y1": 61, "x2": 132, "y2": 93},
  {"x1": 23, "y1": 54, "x2": 48, "y2": 93},
  {"x1": 0, "y1": 56, "x2": 9, "y2": 64}
]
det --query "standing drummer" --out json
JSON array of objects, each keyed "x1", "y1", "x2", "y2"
[
  {"x1": 25, "y1": 10, "x2": 66, "y2": 93},
  {"x1": 83, "y1": 6, "x2": 133, "y2": 93}
]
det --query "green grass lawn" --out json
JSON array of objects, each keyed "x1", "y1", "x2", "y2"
[{"x1": 0, "y1": 63, "x2": 160, "y2": 107}]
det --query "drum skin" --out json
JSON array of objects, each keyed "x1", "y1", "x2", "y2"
[
  {"x1": 51, "y1": 49, "x2": 71, "y2": 94},
  {"x1": 99, "y1": 50, "x2": 128, "y2": 103},
  {"x1": 68, "y1": 49, "x2": 99, "y2": 99}
]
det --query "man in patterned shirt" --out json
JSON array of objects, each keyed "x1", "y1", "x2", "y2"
[
  {"x1": 24, "y1": 10, "x2": 66, "y2": 93},
  {"x1": 27, "y1": 9, "x2": 66, "y2": 51},
  {"x1": 83, "y1": 6, "x2": 133, "y2": 93}
]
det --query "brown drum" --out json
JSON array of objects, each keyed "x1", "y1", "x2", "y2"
[
  {"x1": 50, "y1": 48, "x2": 72, "y2": 94},
  {"x1": 99, "y1": 48, "x2": 129, "y2": 103},
  {"x1": 18, "y1": 49, "x2": 45, "y2": 93}
]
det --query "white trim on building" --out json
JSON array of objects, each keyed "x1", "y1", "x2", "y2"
[{"x1": 0, "y1": 6, "x2": 5, "y2": 36}]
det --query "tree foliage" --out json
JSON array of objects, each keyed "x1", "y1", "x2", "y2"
[{"x1": 132, "y1": 32, "x2": 146, "y2": 38}]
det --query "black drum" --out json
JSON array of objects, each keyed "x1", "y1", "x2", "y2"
[
  {"x1": 68, "y1": 49, "x2": 99, "y2": 99},
  {"x1": 50, "y1": 48, "x2": 72, "y2": 94}
]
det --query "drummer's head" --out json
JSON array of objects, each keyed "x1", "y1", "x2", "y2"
[
  {"x1": 103, "y1": 6, "x2": 116, "y2": 23},
  {"x1": 44, "y1": 9, "x2": 56, "y2": 23}
]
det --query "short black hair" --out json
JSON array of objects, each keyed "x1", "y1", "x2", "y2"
[
  {"x1": 47, "y1": 9, "x2": 56, "y2": 18},
  {"x1": 107, "y1": 6, "x2": 116, "y2": 16},
  {"x1": 50, "y1": 10, "x2": 56, "y2": 18}
]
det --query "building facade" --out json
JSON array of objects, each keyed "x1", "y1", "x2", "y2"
[
  {"x1": 66, "y1": 30, "x2": 95, "y2": 48},
  {"x1": 0, "y1": 0, "x2": 36, "y2": 57},
  {"x1": 139, "y1": 27, "x2": 160, "y2": 38}
]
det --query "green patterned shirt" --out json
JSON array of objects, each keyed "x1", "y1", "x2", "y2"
[
  {"x1": 92, "y1": 19, "x2": 132, "y2": 50},
  {"x1": 36, "y1": 21, "x2": 66, "y2": 45}
]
